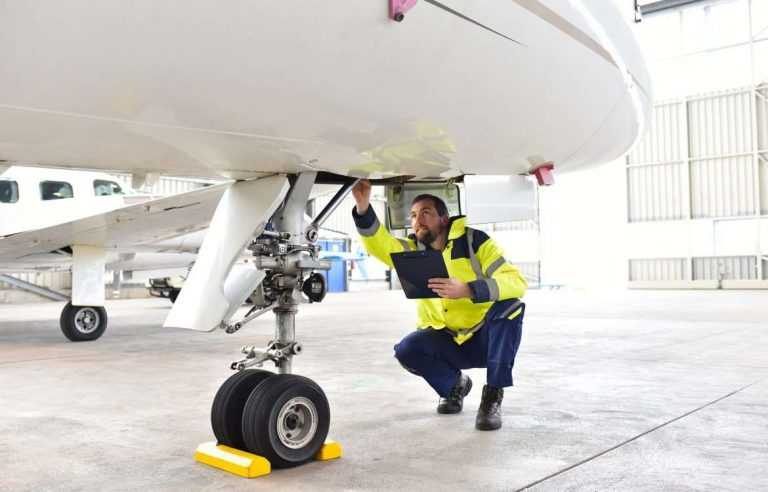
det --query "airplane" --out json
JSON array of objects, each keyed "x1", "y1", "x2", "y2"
[
  {"x1": 0, "y1": 0, "x2": 652, "y2": 469},
  {"x1": 0, "y1": 165, "x2": 225, "y2": 340}
]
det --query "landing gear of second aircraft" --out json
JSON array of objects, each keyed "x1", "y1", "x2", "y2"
[{"x1": 59, "y1": 302, "x2": 108, "y2": 341}]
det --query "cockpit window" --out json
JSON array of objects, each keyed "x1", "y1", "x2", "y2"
[
  {"x1": 93, "y1": 180, "x2": 124, "y2": 196},
  {"x1": 0, "y1": 180, "x2": 19, "y2": 203},
  {"x1": 40, "y1": 181, "x2": 74, "y2": 201}
]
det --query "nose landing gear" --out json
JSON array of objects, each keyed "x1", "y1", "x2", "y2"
[
  {"x1": 206, "y1": 250, "x2": 335, "y2": 470},
  {"x1": 199, "y1": 173, "x2": 353, "y2": 476}
]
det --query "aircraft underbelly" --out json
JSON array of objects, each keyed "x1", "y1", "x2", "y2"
[{"x1": 0, "y1": 1, "x2": 650, "y2": 179}]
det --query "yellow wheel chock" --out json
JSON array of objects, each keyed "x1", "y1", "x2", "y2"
[{"x1": 195, "y1": 440, "x2": 342, "y2": 478}]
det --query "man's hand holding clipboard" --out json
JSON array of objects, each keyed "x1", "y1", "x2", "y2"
[{"x1": 426, "y1": 278, "x2": 472, "y2": 299}]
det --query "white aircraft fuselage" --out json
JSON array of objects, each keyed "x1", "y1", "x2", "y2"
[
  {"x1": 0, "y1": 167, "x2": 126, "y2": 237},
  {"x1": 0, "y1": 166, "x2": 206, "y2": 271},
  {"x1": 0, "y1": 1, "x2": 651, "y2": 180}
]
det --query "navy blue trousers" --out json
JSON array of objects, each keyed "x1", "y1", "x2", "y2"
[{"x1": 393, "y1": 301, "x2": 524, "y2": 398}]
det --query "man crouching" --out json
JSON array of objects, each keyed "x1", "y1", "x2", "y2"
[{"x1": 351, "y1": 180, "x2": 527, "y2": 431}]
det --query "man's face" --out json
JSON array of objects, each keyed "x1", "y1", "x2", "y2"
[{"x1": 410, "y1": 199, "x2": 448, "y2": 245}]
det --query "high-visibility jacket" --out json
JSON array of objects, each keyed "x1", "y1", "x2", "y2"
[{"x1": 353, "y1": 206, "x2": 527, "y2": 344}]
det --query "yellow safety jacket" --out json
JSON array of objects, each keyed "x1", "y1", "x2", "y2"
[{"x1": 353, "y1": 206, "x2": 527, "y2": 344}]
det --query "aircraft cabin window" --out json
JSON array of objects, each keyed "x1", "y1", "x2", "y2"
[
  {"x1": 93, "y1": 180, "x2": 124, "y2": 196},
  {"x1": 0, "y1": 180, "x2": 19, "y2": 203},
  {"x1": 40, "y1": 181, "x2": 74, "y2": 201}
]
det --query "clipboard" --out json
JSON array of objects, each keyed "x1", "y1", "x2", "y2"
[{"x1": 390, "y1": 250, "x2": 449, "y2": 299}]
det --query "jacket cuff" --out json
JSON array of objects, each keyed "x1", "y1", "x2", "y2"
[
  {"x1": 468, "y1": 279, "x2": 499, "y2": 303},
  {"x1": 352, "y1": 205, "x2": 380, "y2": 237},
  {"x1": 468, "y1": 280, "x2": 488, "y2": 303}
]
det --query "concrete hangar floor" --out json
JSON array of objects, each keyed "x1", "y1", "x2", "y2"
[{"x1": 0, "y1": 288, "x2": 766, "y2": 491}]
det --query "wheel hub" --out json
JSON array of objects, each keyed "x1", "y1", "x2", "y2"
[
  {"x1": 74, "y1": 307, "x2": 100, "y2": 334},
  {"x1": 276, "y1": 396, "x2": 317, "y2": 449}
]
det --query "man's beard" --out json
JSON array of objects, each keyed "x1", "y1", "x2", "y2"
[{"x1": 416, "y1": 228, "x2": 437, "y2": 248}]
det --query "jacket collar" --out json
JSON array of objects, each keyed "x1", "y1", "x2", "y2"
[{"x1": 447, "y1": 216, "x2": 467, "y2": 240}]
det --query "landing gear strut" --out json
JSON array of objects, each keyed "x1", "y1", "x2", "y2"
[{"x1": 207, "y1": 173, "x2": 354, "y2": 469}]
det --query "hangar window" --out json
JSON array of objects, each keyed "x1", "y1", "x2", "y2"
[
  {"x1": 40, "y1": 181, "x2": 74, "y2": 201},
  {"x1": 93, "y1": 180, "x2": 124, "y2": 196},
  {"x1": 0, "y1": 180, "x2": 19, "y2": 203}
]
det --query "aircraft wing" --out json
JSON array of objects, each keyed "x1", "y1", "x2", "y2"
[{"x1": 0, "y1": 182, "x2": 229, "y2": 267}]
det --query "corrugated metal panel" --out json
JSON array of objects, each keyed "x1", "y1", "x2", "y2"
[
  {"x1": 472, "y1": 220, "x2": 538, "y2": 232},
  {"x1": 762, "y1": 157, "x2": 768, "y2": 215},
  {"x1": 627, "y1": 163, "x2": 687, "y2": 221},
  {"x1": 757, "y1": 86, "x2": 768, "y2": 152},
  {"x1": 490, "y1": 221, "x2": 538, "y2": 232},
  {"x1": 759, "y1": 86, "x2": 768, "y2": 214},
  {"x1": 628, "y1": 102, "x2": 686, "y2": 165},
  {"x1": 0, "y1": 271, "x2": 71, "y2": 290},
  {"x1": 628, "y1": 86, "x2": 768, "y2": 223},
  {"x1": 688, "y1": 91, "x2": 753, "y2": 157},
  {"x1": 690, "y1": 156, "x2": 756, "y2": 217},
  {"x1": 629, "y1": 258, "x2": 688, "y2": 281},
  {"x1": 693, "y1": 255, "x2": 757, "y2": 280},
  {"x1": 33, "y1": 271, "x2": 64, "y2": 290}
]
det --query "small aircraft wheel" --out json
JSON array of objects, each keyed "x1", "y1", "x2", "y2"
[
  {"x1": 59, "y1": 302, "x2": 108, "y2": 341},
  {"x1": 211, "y1": 369, "x2": 274, "y2": 450},
  {"x1": 241, "y1": 374, "x2": 330, "y2": 468}
]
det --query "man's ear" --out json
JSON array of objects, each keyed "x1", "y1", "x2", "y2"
[{"x1": 441, "y1": 215, "x2": 450, "y2": 226}]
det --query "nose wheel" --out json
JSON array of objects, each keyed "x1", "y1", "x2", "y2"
[{"x1": 210, "y1": 372, "x2": 330, "y2": 469}]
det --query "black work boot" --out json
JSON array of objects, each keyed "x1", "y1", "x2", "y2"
[
  {"x1": 475, "y1": 385, "x2": 504, "y2": 430},
  {"x1": 437, "y1": 373, "x2": 473, "y2": 414}
]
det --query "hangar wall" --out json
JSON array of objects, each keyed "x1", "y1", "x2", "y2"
[
  {"x1": 624, "y1": 0, "x2": 768, "y2": 289},
  {"x1": 626, "y1": 84, "x2": 768, "y2": 288}
]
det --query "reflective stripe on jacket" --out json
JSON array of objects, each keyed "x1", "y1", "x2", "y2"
[{"x1": 352, "y1": 206, "x2": 527, "y2": 344}]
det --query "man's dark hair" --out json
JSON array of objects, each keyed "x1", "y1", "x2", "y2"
[{"x1": 411, "y1": 194, "x2": 449, "y2": 217}]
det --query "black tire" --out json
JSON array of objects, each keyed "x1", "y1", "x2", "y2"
[
  {"x1": 241, "y1": 374, "x2": 330, "y2": 468},
  {"x1": 211, "y1": 369, "x2": 274, "y2": 450},
  {"x1": 168, "y1": 289, "x2": 180, "y2": 304},
  {"x1": 59, "y1": 302, "x2": 108, "y2": 341}
]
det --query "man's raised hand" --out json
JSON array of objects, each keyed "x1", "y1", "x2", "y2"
[{"x1": 352, "y1": 179, "x2": 372, "y2": 215}]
